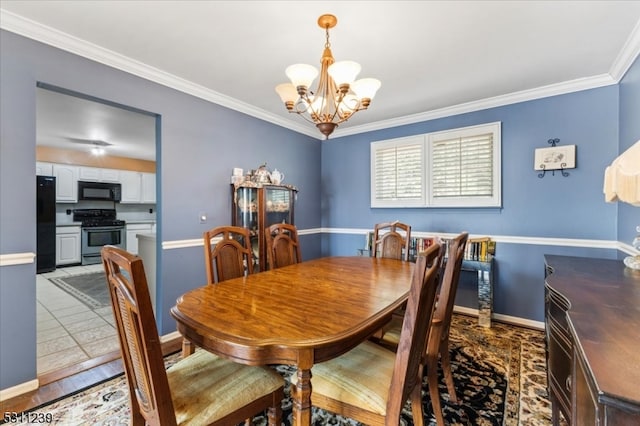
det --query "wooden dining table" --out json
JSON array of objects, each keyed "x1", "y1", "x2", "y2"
[{"x1": 170, "y1": 256, "x2": 414, "y2": 426}]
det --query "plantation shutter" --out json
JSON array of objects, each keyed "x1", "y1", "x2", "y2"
[
  {"x1": 373, "y1": 139, "x2": 423, "y2": 203},
  {"x1": 431, "y1": 132, "x2": 494, "y2": 198}
]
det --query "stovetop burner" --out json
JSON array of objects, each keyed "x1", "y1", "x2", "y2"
[{"x1": 73, "y1": 208, "x2": 125, "y2": 228}]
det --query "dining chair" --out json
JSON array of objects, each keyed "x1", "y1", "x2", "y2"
[
  {"x1": 372, "y1": 221, "x2": 412, "y2": 261},
  {"x1": 377, "y1": 231, "x2": 469, "y2": 426},
  {"x1": 291, "y1": 243, "x2": 443, "y2": 426},
  {"x1": 101, "y1": 245, "x2": 284, "y2": 426},
  {"x1": 203, "y1": 225, "x2": 254, "y2": 284},
  {"x1": 370, "y1": 221, "x2": 412, "y2": 340},
  {"x1": 188, "y1": 225, "x2": 256, "y2": 356},
  {"x1": 265, "y1": 223, "x2": 302, "y2": 269}
]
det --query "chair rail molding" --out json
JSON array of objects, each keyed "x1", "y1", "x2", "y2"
[{"x1": 0, "y1": 252, "x2": 36, "y2": 267}]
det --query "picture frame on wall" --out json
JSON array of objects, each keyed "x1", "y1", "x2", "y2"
[{"x1": 534, "y1": 144, "x2": 576, "y2": 171}]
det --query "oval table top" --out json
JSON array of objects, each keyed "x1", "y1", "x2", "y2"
[{"x1": 171, "y1": 256, "x2": 414, "y2": 365}]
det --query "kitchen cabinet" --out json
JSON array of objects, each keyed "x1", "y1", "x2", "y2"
[
  {"x1": 544, "y1": 255, "x2": 640, "y2": 426},
  {"x1": 141, "y1": 172, "x2": 156, "y2": 203},
  {"x1": 53, "y1": 164, "x2": 79, "y2": 203},
  {"x1": 56, "y1": 226, "x2": 81, "y2": 265},
  {"x1": 231, "y1": 183, "x2": 297, "y2": 271},
  {"x1": 120, "y1": 171, "x2": 156, "y2": 204},
  {"x1": 126, "y1": 223, "x2": 154, "y2": 254},
  {"x1": 36, "y1": 161, "x2": 53, "y2": 176},
  {"x1": 78, "y1": 166, "x2": 120, "y2": 182}
]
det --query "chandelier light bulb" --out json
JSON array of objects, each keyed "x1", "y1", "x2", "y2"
[
  {"x1": 351, "y1": 78, "x2": 382, "y2": 101},
  {"x1": 285, "y1": 64, "x2": 318, "y2": 92},
  {"x1": 328, "y1": 60, "x2": 361, "y2": 88},
  {"x1": 275, "y1": 83, "x2": 298, "y2": 108}
]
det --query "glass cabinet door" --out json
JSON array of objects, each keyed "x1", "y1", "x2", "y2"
[
  {"x1": 265, "y1": 186, "x2": 293, "y2": 227},
  {"x1": 233, "y1": 186, "x2": 260, "y2": 268}
]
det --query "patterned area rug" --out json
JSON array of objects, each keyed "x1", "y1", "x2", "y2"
[
  {"x1": 8, "y1": 315, "x2": 551, "y2": 425},
  {"x1": 49, "y1": 272, "x2": 110, "y2": 309}
]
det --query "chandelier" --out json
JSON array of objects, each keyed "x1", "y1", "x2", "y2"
[{"x1": 275, "y1": 14, "x2": 381, "y2": 139}]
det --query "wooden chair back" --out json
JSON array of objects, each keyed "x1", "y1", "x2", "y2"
[
  {"x1": 432, "y1": 232, "x2": 469, "y2": 340},
  {"x1": 101, "y1": 245, "x2": 177, "y2": 425},
  {"x1": 373, "y1": 221, "x2": 411, "y2": 261},
  {"x1": 424, "y1": 231, "x2": 469, "y2": 426},
  {"x1": 386, "y1": 243, "x2": 443, "y2": 420},
  {"x1": 265, "y1": 223, "x2": 301, "y2": 269},
  {"x1": 203, "y1": 226, "x2": 254, "y2": 284}
]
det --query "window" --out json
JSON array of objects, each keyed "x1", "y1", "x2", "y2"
[{"x1": 371, "y1": 122, "x2": 501, "y2": 208}]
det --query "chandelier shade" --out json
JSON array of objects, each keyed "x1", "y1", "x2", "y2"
[{"x1": 275, "y1": 14, "x2": 381, "y2": 138}]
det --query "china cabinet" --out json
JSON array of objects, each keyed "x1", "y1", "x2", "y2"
[{"x1": 231, "y1": 183, "x2": 297, "y2": 271}]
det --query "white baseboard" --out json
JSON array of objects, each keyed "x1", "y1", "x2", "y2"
[{"x1": 453, "y1": 305, "x2": 545, "y2": 330}]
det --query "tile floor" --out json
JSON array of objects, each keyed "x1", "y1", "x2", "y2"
[{"x1": 36, "y1": 265, "x2": 120, "y2": 376}]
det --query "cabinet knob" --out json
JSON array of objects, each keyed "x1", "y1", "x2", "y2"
[{"x1": 565, "y1": 375, "x2": 572, "y2": 392}]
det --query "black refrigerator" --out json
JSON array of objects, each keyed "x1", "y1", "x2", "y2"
[{"x1": 37, "y1": 175, "x2": 56, "y2": 273}]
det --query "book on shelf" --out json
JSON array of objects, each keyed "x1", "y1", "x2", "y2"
[{"x1": 365, "y1": 231, "x2": 495, "y2": 263}]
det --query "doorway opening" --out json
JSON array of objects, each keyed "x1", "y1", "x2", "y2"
[{"x1": 35, "y1": 83, "x2": 160, "y2": 382}]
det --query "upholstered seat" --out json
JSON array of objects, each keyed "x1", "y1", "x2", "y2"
[
  {"x1": 291, "y1": 243, "x2": 443, "y2": 425},
  {"x1": 102, "y1": 245, "x2": 284, "y2": 426},
  {"x1": 168, "y1": 350, "x2": 283, "y2": 425}
]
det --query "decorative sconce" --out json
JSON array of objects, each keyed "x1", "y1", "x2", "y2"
[{"x1": 535, "y1": 138, "x2": 576, "y2": 178}]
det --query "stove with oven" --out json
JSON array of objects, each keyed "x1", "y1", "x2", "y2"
[{"x1": 73, "y1": 209, "x2": 126, "y2": 265}]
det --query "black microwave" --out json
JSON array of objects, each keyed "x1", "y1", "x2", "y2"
[{"x1": 78, "y1": 181, "x2": 122, "y2": 202}]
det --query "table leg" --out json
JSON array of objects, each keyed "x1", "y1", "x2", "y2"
[
  {"x1": 477, "y1": 269, "x2": 493, "y2": 327},
  {"x1": 291, "y1": 367, "x2": 312, "y2": 426}
]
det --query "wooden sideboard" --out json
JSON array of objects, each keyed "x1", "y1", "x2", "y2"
[{"x1": 544, "y1": 255, "x2": 640, "y2": 426}]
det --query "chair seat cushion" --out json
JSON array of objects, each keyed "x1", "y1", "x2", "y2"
[
  {"x1": 291, "y1": 341, "x2": 395, "y2": 416},
  {"x1": 380, "y1": 316, "x2": 403, "y2": 347},
  {"x1": 167, "y1": 349, "x2": 283, "y2": 425}
]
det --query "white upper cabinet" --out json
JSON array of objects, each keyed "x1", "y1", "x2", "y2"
[
  {"x1": 36, "y1": 162, "x2": 54, "y2": 176},
  {"x1": 53, "y1": 164, "x2": 79, "y2": 203},
  {"x1": 141, "y1": 172, "x2": 156, "y2": 203},
  {"x1": 120, "y1": 171, "x2": 156, "y2": 204},
  {"x1": 78, "y1": 166, "x2": 120, "y2": 182}
]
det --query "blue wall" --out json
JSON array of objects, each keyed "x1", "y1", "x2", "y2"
[
  {"x1": 320, "y1": 86, "x2": 624, "y2": 322},
  {"x1": 0, "y1": 30, "x2": 321, "y2": 389},
  {"x1": 0, "y1": 26, "x2": 638, "y2": 391}
]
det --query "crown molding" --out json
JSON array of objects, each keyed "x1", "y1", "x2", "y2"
[
  {"x1": 2, "y1": 9, "x2": 638, "y2": 141},
  {"x1": 610, "y1": 18, "x2": 640, "y2": 81},
  {"x1": 0, "y1": 9, "x2": 319, "y2": 140},
  {"x1": 333, "y1": 73, "x2": 618, "y2": 137}
]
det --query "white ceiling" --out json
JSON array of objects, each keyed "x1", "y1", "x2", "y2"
[{"x1": 2, "y1": 1, "x2": 640, "y2": 157}]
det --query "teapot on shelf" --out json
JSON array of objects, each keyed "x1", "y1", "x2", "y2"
[
  {"x1": 252, "y1": 163, "x2": 272, "y2": 184},
  {"x1": 270, "y1": 168, "x2": 285, "y2": 185}
]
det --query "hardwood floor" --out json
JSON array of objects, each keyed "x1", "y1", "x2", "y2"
[{"x1": 0, "y1": 337, "x2": 181, "y2": 414}]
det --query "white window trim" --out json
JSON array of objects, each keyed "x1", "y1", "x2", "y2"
[{"x1": 371, "y1": 121, "x2": 502, "y2": 208}]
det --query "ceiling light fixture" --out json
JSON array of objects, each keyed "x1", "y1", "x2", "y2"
[
  {"x1": 90, "y1": 143, "x2": 105, "y2": 156},
  {"x1": 275, "y1": 14, "x2": 381, "y2": 139}
]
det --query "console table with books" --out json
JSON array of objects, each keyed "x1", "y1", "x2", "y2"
[{"x1": 359, "y1": 234, "x2": 495, "y2": 327}]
